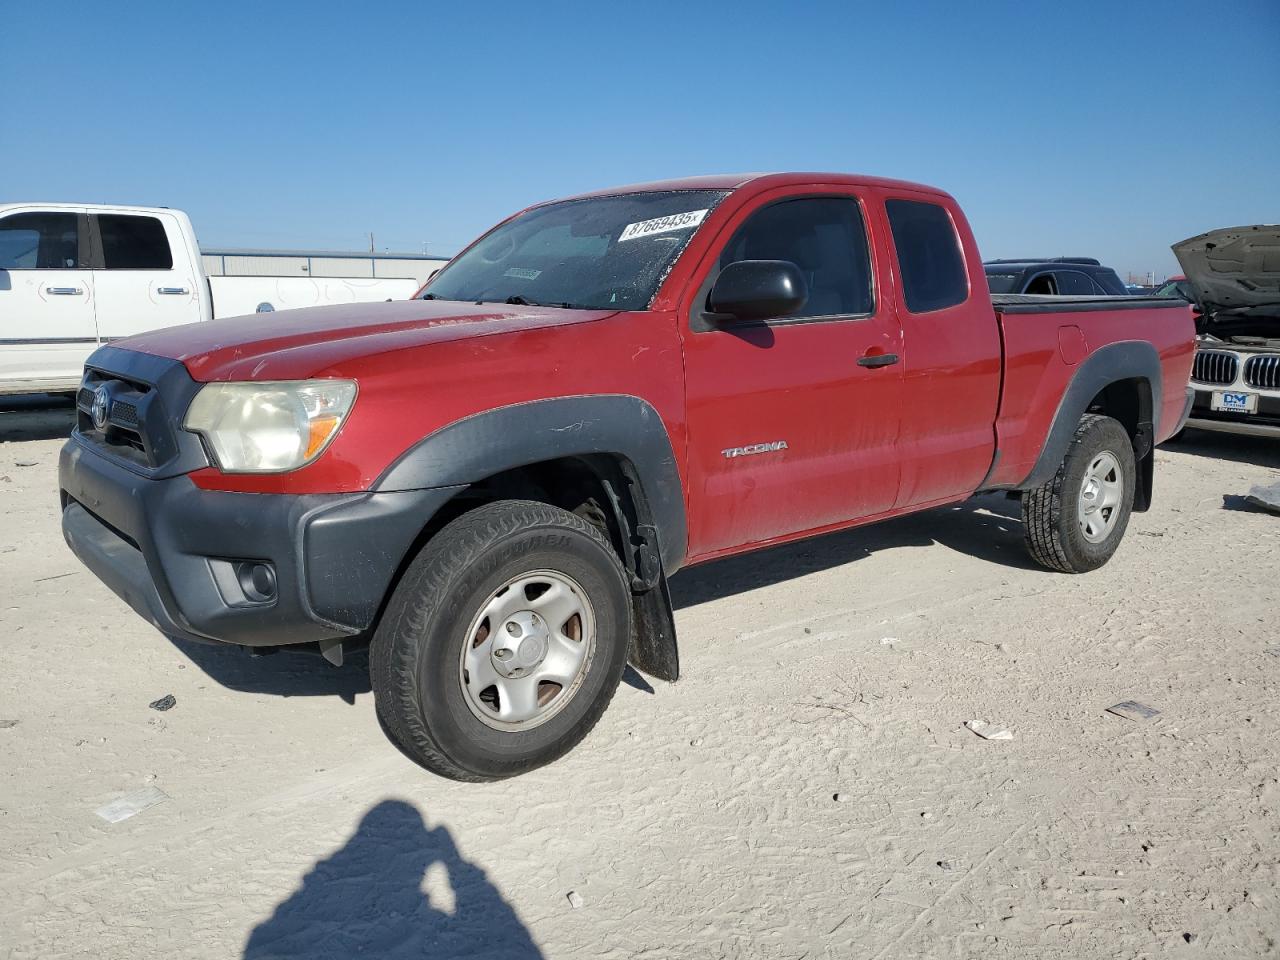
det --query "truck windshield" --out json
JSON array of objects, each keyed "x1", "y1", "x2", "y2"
[
  {"x1": 422, "y1": 190, "x2": 729, "y2": 310},
  {"x1": 985, "y1": 272, "x2": 1021, "y2": 293}
]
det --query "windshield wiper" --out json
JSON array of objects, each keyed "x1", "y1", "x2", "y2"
[{"x1": 503, "y1": 295, "x2": 580, "y2": 308}]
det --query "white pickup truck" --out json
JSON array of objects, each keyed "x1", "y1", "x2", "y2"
[{"x1": 0, "y1": 203, "x2": 448, "y2": 396}]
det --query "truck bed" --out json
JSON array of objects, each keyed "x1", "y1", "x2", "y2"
[{"x1": 986, "y1": 295, "x2": 1195, "y2": 489}]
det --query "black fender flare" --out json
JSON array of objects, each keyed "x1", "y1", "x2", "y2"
[
  {"x1": 374, "y1": 394, "x2": 689, "y2": 574},
  {"x1": 1018, "y1": 341, "x2": 1162, "y2": 490}
]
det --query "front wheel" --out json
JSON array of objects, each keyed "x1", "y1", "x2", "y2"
[
  {"x1": 1022, "y1": 414, "x2": 1136, "y2": 573},
  {"x1": 370, "y1": 500, "x2": 631, "y2": 781}
]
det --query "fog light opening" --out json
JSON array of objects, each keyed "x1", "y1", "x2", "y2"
[{"x1": 235, "y1": 561, "x2": 277, "y2": 603}]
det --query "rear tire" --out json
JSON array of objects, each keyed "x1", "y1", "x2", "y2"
[
  {"x1": 1022, "y1": 414, "x2": 1136, "y2": 573},
  {"x1": 370, "y1": 500, "x2": 631, "y2": 781}
]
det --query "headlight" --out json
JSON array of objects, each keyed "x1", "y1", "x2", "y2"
[{"x1": 183, "y1": 380, "x2": 357, "y2": 473}]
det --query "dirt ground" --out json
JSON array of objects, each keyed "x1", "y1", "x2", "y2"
[{"x1": 1, "y1": 395, "x2": 1277, "y2": 960}]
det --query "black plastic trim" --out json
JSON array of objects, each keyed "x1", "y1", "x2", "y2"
[
  {"x1": 375, "y1": 395, "x2": 688, "y2": 572},
  {"x1": 60, "y1": 439, "x2": 463, "y2": 646},
  {"x1": 992, "y1": 295, "x2": 1189, "y2": 315},
  {"x1": 0, "y1": 337, "x2": 99, "y2": 345},
  {"x1": 1017, "y1": 340, "x2": 1162, "y2": 489},
  {"x1": 75, "y1": 345, "x2": 209, "y2": 478}
]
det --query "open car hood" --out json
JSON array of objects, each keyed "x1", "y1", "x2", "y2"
[{"x1": 1172, "y1": 225, "x2": 1280, "y2": 329}]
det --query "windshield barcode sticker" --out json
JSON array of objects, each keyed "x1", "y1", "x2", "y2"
[{"x1": 618, "y1": 209, "x2": 709, "y2": 243}]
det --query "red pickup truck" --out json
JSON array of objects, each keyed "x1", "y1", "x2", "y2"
[{"x1": 60, "y1": 173, "x2": 1195, "y2": 780}]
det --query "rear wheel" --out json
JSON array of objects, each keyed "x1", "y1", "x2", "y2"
[
  {"x1": 370, "y1": 500, "x2": 631, "y2": 781},
  {"x1": 1022, "y1": 414, "x2": 1136, "y2": 573}
]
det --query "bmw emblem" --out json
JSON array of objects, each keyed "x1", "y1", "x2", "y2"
[{"x1": 91, "y1": 386, "x2": 111, "y2": 430}]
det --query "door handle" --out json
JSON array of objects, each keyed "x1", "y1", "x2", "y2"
[
  {"x1": 46, "y1": 286, "x2": 84, "y2": 295},
  {"x1": 857, "y1": 353, "x2": 900, "y2": 368},
  {"x1": 157, "y1": 287, "x2": 190, "y2": 295}
]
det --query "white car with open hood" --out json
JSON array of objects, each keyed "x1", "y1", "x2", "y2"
[
  {"x1": 0, "y1": 203, "x2": 448, "y2": 396},
  {"x1": 1173, "y1": 224, "x2": 1280, "y2": 439}
]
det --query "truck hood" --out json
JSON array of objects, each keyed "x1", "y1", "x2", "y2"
[
  {"x1": 1172, "y1": 225, "x2": 1280, "y2": 335},
  {"x1": 121, "y1": 299, "x2": 618, "y2": 381}
]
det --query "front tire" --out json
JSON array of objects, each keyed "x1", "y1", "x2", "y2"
[
  {"x1": 370, "y1": 500, "x2": 631, "y2": 781},
  {"x1": 1022, "y1": 414, "x2": 1136, "y2": 573}
]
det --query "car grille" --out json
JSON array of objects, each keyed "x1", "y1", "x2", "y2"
[
  {"x1": 76, "y1": 369, "x2": 155, "y2": 466},
  {"x1": 1191, "y1": 350, "x2": 1239, "y2": 386},
  {"x1": 1243, "y1": 354, "x2": 1280, "y2": 391}
]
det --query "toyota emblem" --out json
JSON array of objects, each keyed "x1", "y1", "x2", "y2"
[{"x1": 91, "y1": 386, "x2": 111, "y2": 430}]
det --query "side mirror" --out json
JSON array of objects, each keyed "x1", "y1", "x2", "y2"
[{"x1": 707, "y1": 260, "x2": 808, "y2": 323}]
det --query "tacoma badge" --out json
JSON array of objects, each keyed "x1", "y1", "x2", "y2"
[{"x1": 722, "y1": 440, "x2": 789, "y2": 459}]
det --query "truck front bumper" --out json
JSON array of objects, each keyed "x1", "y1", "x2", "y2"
[{"x1": 59, "y1": 437, "x2": 461, "y2": 648}]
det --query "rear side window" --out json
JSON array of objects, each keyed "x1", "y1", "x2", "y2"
[
  {"x1": 1054, "y1": 270, "x2": 1096, "y2": 295},
  {"x1": 886, "y1": 199, "x2": 967, "y2": 313},
  {"x1": 98, "y1": 215, "x2": 173, "y2": 270},
  {"x1": 719, "y1": 197, "x2": 873, "y2": 318},
  {"x1": 1093, "y1": 269, "x2": 1128, "y2": 296},
  {"x1": 0, "y1": 212, "x2": 79, "y2": 269},
  {"x1": 1025, "y1": 273, "x2": 1056, "y2": 295}
]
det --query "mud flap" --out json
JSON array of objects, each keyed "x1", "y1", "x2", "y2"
[{"x1": 629, "y1": 574, "x2": 679, "y2": 682}]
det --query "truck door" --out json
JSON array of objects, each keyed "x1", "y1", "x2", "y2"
[
  {"x1": 679, "y1": 188, "x2": 904, "y2": 558},
  {"x1": 90, "y1": 212, "x2": 201, "y2": 340},
  {"x1": 0, "y1": 209, "x2": 97, "y2": 385},
  {"x1": 881, "y1": 194, "x2": 1001, "y2": 507}
]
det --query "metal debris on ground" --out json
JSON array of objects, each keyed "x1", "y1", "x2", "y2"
[
  {"x1": 965, "y1": 720, "x2": 1014, "y2": 740},
  {"x1": 566, "y1": 891, "x2": 585, "y2": 909},
  {"x1": 95, "y1": 785, "x2": 170, "y2": 824},
  {"x1": 0, "y1": 719, "x2": 19, "y2": 729},
  {"x1": 14, "y1": 460, "x2": 38, "y2": 468},
  {"x1": 1106, "y1": 700, "x2": 1161, "y2": 721},
  {"x1": 1244, "y1": 481, "x2": 1280, "y2": 516},
  {"x1": 148, "y1": 694, "x2": 177, "y2": 712}
]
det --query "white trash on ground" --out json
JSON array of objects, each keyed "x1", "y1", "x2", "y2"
[
  {"x1": 1106, "y1": 700, "x2": 1161, "y2": 722},
  {"x1": 95, "y1": 786, "x2": 170, "y2": 824},
  {"x1": 964, "y1": 720, "x2": 1013, "y2": 740}
]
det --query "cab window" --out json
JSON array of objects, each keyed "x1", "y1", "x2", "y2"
[
  {"x1": 717, "y1": 197, "x2": 873, "y2": 319},
  {"x1": 0, "y1": 212, "x2": 80, "y2": 269},
  {"x1": 97, "y1": 215, "x2": 174, "y2": 270},
  {"x1": 885, "y1": 199, "x2": 968, "y2": 312}
]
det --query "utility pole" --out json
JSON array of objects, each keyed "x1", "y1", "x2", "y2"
[{"x1": 368, "y1": 232, "x2": 375, "y2": 253}]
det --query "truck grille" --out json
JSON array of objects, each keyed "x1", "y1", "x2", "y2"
[
  {"x1": 76, "y1": 370, "x2": 154, "y2": 466},
  {"x1": 1243, "y1": 354, "x2": 1280, "y2": 391},
  {"x1": 1191, "y1": 350, "x2": 1238, "y2": 386}
]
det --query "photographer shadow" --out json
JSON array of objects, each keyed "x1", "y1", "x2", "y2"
[{"x1": 244, "y1": 799, "x2": 543, "y2": 959}]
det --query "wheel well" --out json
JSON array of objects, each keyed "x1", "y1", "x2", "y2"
[
  {"x1": 361, "y1": 453, "x2": 678, "y2": 676},
  {"x1": 367, "y1": 454, "x2": 657, "y2": 632},
  {"x1": 1085, "y1": 377, "x2": 1154, "y2": 510},
  {"x1": 1085, "y1": 378, "x2": 1149, "y2": 441},
  {"x1": 433, "y1": 456, "x2": 634, "y2": 558}
]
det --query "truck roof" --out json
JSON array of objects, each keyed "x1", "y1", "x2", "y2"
[
  {"x1": 0, "y1": 201, "x2": 175, "y2": 215},
  {"x1": 565, "y1": 172, "x2": 952, "y2": 201}
]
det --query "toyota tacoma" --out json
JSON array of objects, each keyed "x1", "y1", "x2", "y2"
[{"x1": 60, "y1": 173, "x2": 1196, "y2": 780}]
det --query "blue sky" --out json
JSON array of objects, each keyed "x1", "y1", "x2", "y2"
[{"x1": 4, "y1": 0, "x2": 1277, "y2": 278}]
